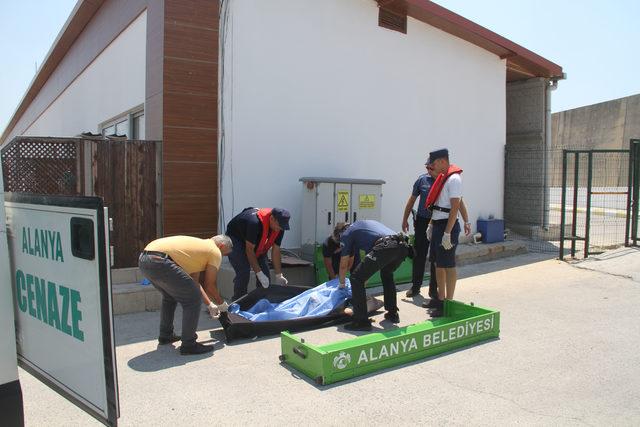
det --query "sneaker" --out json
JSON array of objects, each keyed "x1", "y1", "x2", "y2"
[
  {"x1": 421, "y1": 299, "x2": 439, "y2": 309},
  {"x1": 383, "y1": 311, "x2": 400, "y2": 323},
  {"x1": 344, "y1": 319, "x2": 372, "y2": 331},
  {"x1": 405, "y1": 288, "x2": 421, "y2": 297},
  {"x1": 179, "y1": 342, "x2": 214, "y2": 355},
  {"x1": 158, "y1": 334, "x2": 181, "y2": 345}
]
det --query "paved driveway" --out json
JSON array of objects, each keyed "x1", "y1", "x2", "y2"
[{"x1": 18, "y1": 251, "x2": 640, "y2": 426}]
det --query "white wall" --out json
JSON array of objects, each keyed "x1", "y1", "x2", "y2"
[
  {"x1": 220, "y1": 0, "x2": 506, "y2": 248},
  {"x1": 23, "y1": 12, "x2": 147, "y2": 137}
]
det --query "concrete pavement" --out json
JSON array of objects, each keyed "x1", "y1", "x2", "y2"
[{"x1": 18, "y1": 251, "x2": 640, "y2": 426}]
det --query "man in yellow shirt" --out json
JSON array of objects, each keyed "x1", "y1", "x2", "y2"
[{"x1": 139, "y1": 235, "x2": 232, "y2": 355}]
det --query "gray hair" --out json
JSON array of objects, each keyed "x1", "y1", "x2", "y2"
[{"x1": 212, "y1": 234, "x2": 233, "y2": 249}]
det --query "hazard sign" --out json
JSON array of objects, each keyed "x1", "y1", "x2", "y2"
[
  {"x1": 337, "y1": 191, "x2": 350, "y2": 212},
  {"x1": 359, "y1": 194, "x2": 376, "y2": 209}
]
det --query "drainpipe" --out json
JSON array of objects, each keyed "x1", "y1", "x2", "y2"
[{"x1": 543, "y1": 77, "x2": 560, "y2": 229}]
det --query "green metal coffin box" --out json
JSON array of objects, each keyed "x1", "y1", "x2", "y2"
[{"x1": 280, "y1": 300, "x2": 499, "y2": 385}]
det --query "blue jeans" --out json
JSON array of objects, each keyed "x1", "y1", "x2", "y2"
[{"x1": 228, "y1": 236, "x2": 270, "y2": 301}]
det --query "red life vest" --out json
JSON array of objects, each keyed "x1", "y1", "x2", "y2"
[
  {"x1": 255, "y1": 208, "x2": 280, "y2": 257},
  {"x1": 425, "y1": 164, "x2": 463, "y2": 211}
]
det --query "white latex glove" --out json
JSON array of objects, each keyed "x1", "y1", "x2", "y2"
[
  {"x1": 426, "y1": 223, "x2": 433, "y2": 241},
  {"x1": 207, "y1": 302, "x2": 220, "y2": 318},
  {"x1": 441, "y1": 232, "x2": 453, "y2": 250},
  {"x1": 275, "y1": 273, "x2": 288, "y2": 286},
  {"x1": 256, "y1": 271, "x2": 270, "y2": 288},
  {"x1": 217, "y1": 301, "x2": 229, "y2": 313}
]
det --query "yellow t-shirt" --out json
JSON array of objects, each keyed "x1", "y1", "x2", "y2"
[{"x1": 144, "y1": 236, "x2": 221, "y2": 274}]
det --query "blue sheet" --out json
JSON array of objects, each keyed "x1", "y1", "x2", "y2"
[{"x1": 229, "y1": 279, "x2": 352, "y2": 322}]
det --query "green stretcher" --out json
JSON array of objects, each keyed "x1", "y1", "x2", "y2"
[{"x1": 280, "y1": 300, "x2": 500, "y2": 385}]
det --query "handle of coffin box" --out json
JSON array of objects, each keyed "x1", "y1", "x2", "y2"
[{"x1": 293, "y1": 346, "x2": 307, "y2": 359}]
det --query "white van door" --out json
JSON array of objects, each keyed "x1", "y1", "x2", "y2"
[{"x1": 5, "y1": 193, "x2": 119, "y2": 427}]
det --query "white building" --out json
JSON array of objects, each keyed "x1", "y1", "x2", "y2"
[{"x1": 1, "y1": 0, "x2": 563, "y2": 249}]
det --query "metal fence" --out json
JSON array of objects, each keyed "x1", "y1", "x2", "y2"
[
  {"x1": 505, "y1": 144, "x2": 631, "y2": 257},
  {"x1": 2, "y1": 136, "x2": 161, "y2": 268}
]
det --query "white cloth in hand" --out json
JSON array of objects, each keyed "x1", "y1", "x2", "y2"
[
  {"x1": 256, "y1": 271, "x2": 270, "y2": 288},
  {"x1": 339, "y1": 281, "x2": 346, "y2": 289},
  {"x1": 441, "y1": 232, "x2": 453, "y2": 250},
  {"x1": 207, "y1": 302, "x2": 219, "y2": 318},
  {"x1": 275, "y1": 273, "x2": 288, "y2": 286},
  {"x1": 426, "y1": 223, "x2": 433, "y2": 241},
  {"x1": 217, "y1": 301, "x2": 229, "y2": 313}
]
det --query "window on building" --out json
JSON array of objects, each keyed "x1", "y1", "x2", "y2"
[{"x1": 100, "y1": 106, "x2": 145, "y2": 139}]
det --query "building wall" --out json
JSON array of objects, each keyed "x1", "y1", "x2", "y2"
[
  {"x1": 23, "y1": 12, "x2": 147, "y2": 137},
  {"x1": 552, "y1": 93, "x2": 640, "y2": 150},
  {"x1": 220, "y1": 0, "x2": 506, "y2": 248}
]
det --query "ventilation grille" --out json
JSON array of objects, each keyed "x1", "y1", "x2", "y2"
[{"x1": 378, "y1": 7, "x2": 407, "y2": 34}]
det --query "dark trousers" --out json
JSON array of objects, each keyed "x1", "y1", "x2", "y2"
[
  {"x1": 138, "y1": 253, "x2": 201, "y2": 346},
  {"x1": 349, "y1": 239, "x2": 408, "y2": 322},
  {"x1": 413, "y1": 216, "x2": 438, "y2": 299},
  {"x1": 228, "y1": 236, "x2": 270, "y2": 301}
]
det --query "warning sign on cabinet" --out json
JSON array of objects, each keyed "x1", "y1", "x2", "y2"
[
  {"x1": 359, "y1": 194, "x2": 376, "y2": 209},
  {"x1": 337, "y1": 191, "x2": 350, "y2": 212}
]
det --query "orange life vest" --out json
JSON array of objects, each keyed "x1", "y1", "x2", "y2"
[
  {"x1": 425, "y1": 164, "x2": 463, "y2": 212},
  {"x1": 255, "y1": 208, "x2": 280, "y2": 257}
]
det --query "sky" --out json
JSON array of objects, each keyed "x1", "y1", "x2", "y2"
[{"x1": 1, "y1": 0, "x2": 640, "y2": 133}]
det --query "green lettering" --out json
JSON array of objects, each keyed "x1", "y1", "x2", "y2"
[
  {"x1": 47, "y1": 230, "x2": 55, "y2": 257},
  {"x1": 70, "y1": 290, "x2": 84, "y2": 342},
  {"x1": 47, "y1": 282, "x2": 61, "y2": 330},
  {"x1": 34, "y1": 276, "x2": 48, "y2": 323},
  {"x1": 22, "y1": 228, "x2": 28, "y2": 254},
  {"x1": 33, "y1": 228, "x2": 41, "y2": 258},
  {"x1": 27, "y1": 228, "x2": 34, "y2": 255},
  {"x1": 59, "y1": 285, "x2": 72, "y2": 336},
  {"x1": 26, "y1": 274, "x2": 37, "y2": 317},
  {"x1": 15, "y1": 270, "x2": 27, "y2": 312},
  {"x1": 39, "y1": 229, "x2": 49, "y2": 259},
  {"x1": 55, "y1": 232, "x2": 64, "y2": 262}
]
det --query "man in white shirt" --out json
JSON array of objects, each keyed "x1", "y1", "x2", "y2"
[{"x1": 425, "y1": 149, "x2": 466, "y2": 317}]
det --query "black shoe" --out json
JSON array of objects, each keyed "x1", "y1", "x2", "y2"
[
  {"x1": 421, "y1": 299, "x2": 439, "y2": 309},
  {"x1": 384, "y1": 311, "x2": 400, "y2": 323},
  {"x1": 405, "y1": 288, "x2": 421, "y2": 297},
  {"x1": 158, "y1": 334, "x2": 181, "y2": 345},
  {"x1": 429, "y1": 307, "x2": 444, "y2": 318},
  {"x1": 179, "y1": 342, "x2": 214, "y2": 355},
  {"x1": 344, "y1": 320, "x2": 372, "y2": 331}
]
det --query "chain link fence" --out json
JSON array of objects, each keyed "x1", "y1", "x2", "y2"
[{"x1": 505, "y1": 145, "x2": 630, "y2": 258}]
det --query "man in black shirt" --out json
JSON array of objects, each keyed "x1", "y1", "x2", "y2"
[{"x1": 226, "y1": 207, "x2": 290, "y2": 301}]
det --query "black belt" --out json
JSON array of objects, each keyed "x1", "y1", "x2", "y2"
[
  {"x1": 431, "y1": 205, "x2": 451, "y2": 213},
  {"x1": 142, "y1": 250, "x2": 172, "y2": 260},
  {"x1": 375, "y1": 234, "x2": 408, "y2": 246}
]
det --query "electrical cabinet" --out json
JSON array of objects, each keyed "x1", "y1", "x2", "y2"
[{"x1": 299, "y1": 177, "x2": 385, "y2": 261}]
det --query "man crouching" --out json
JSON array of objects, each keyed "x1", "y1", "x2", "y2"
[
  {"x1": 334, "y1": 221, "x2": 412, "y2": 331},
  {"x1": 139, "y1": 235, "x2": 232, "y2": 355}
]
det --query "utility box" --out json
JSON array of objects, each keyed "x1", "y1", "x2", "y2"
[
  {"x1": 477, "y1": 219, "x2": 505, "y2": 243},
  {"x1": 299, "y1": 177, "x2": 385, "y2": 261}
]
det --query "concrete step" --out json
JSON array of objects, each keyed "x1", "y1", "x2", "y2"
[{"x1": 111, "y1": 240, "x2": 528, "y2": 315}]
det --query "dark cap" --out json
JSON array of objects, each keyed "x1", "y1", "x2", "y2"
[
  {"x1": 271, "y1": 208, "x2": 290, "y2": 230},
  {"x1": 426, "y1": 148, "x2": 449, "y2": 164}
]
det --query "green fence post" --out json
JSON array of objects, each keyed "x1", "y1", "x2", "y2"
[
  {"x1": 584, "y1": 152, "x2": 593, "y2": 258},
  {"x1": 560, "y1": 150, "x2": 568, "y2": 260},
  {"x1": 631, "y1": 139, "x2": 640, "y2": 246},
  {"x1": 571, "y1": 153, "x2": 579, "y2": 258},
  {"x1": 626, "y1": 140, "x2": 633, "y2": 246}
]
